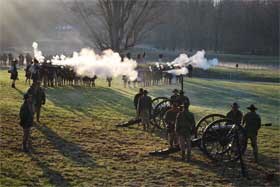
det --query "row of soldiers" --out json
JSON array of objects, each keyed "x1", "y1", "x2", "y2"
[{"x1": 0, "y1": 53, "x2": 33, "y2": 66}]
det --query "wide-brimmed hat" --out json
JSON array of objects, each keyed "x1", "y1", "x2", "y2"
[
  {"x1": 231, "y1": 102, "x2": 239, "y2": 108},
  {"x1": 247, "y1": 104, "x2": 257, "y2": 110},
  {"x1": 172, "y1": 89, "x2": 179, "y2": 93},
  {"x1": 143, "y1": 90, "x2": 148, "y2": 94}
]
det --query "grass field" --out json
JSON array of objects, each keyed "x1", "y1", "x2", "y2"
[{"x1": 0, "y1": 70, "x2": 279, "y2": 186}]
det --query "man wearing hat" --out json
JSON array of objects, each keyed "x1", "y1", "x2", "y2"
[
  {"x1": 165, "y1": 100, "x2": 180, "y2": 149},
  {"x1": 175, "y1": 102, "x2": 195, "y2": 162},
  {"x1": 137, "y1": 90, "x2": 152, "y2": 131},
  {"x1": 170, "y1": 89, "x2": 179, "y2": 106},
  {"x1": 178, "y1": 90, "x2": 190, "y2": 107},
  {"x1": 242, "y1": 104, "x2": 261, "y2": 163},
  {"x1": 226, "y1": 102, "x2": 243, "y2": 125},
  {"x1": 134, "y1": 88, "x2": 144, "y2": 111},
  {"x1": 27, "y1": 81, "x2": 46, "y2": 122},
  {"x1": 19, "y1": 93, "x2": 34, "y2": 152}
]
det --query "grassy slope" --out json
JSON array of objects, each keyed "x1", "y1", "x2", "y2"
[{"x1": 0, "y1": 70, "x2": 279, "y2": 186}]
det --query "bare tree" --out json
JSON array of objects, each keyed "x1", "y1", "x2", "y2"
[{"x1": 72, "y1": 0, "x2": 164, "y2": 52}]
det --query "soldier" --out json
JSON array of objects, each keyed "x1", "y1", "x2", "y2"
[
  {"x1": 226, "y1": 102, "x2": 243, "y2": 125},
  {"x1": 9, "y1": 60, "x2": 18, "y2": 88},
  {"x1": 19, "y1": 93, "x2": 34, "y2": 152},
  {"x1": 27, "y1": 81, "x2": 46, "y2": 122},
  {"x1": 134, "y1": 88, "x2": 144, "y2": 111},
  {"x1": 137, "y1": 90, "x2": 152, "y2": 131},
  {"x1": 106, "y1": 77, "x2": 112, "y2": 87},
  {"x1": 30, "y1": 58, "x2": 41, "y2": 83},
  {"x1": 178, "y1": 90, "x2": 190, "y2": 106},
  {"x1": 165, "y1": 100, "x2": 180, "y2": 149},
  {"x1": 187, "y1": 64, "x2": 193, "y2": 78},
  {"x1": 18, "y1": 54, "x2": 24, "y2": 66},
  {"x1": 25, "y1": 60, "x2": 32, "y2": 85},
  {"x1": 175, "y1": 102, "x2": 195, "y2": 162},
  {"x1": 170, "y1": 89, "x2": 179, "y2": 106},
  {"x1": 242, "y1": 104, "x2": 261, "y2": 163}
]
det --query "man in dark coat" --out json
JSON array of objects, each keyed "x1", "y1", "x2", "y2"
[
  {"x1": 165, "y1": 100, "x2": 180, "y2": 148},
  {"x1": 226, "y1": 102, "x2": 243, "y2": 125},
  {"x1": 178, "y1": 90, "x2": 190, "y2": 106},
  {"x1": 137, "y1": 90, "x2": 152, "y2": 130},
  {"x1": 134, "y1": 88, "x2": 144, "y2": 111},
  {"x1": 175, "y1": 102, "x2": 195, "y2": 162},
  {"x1": 170, "y1": 89, "x2": 179, "y2": 106},
  {"x1": 242, "y1": 104, "x2": 261, "y2": 163},
  {"x1": 9, "y1": 60, "x2": 18, "y2": 88},
  {"x1": 19, "y1": 93, "x2": 34, "y2": 152},
  {"x1": 27, "y1": 81, "x2": 46, "y2": 122}
]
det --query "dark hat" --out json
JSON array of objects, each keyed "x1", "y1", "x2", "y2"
[
  {"x1": 143, "y1": 90, "x2": 148, "y2": 94},
  {"x1": 231, "y1": 102, "x2": 239, "y2": 108},
  {"x1": 172, "y1": 89, "x2": 179, "y2": 93},
  {"x1": 23, "y1": 93, "x2": 32, "y2": 100},
  {"x1": 179, "y1": 90, "x2": 184, "y2": 94},
  {"x1": 247, "y1": 104, "x2": 257, "y2": 110},
  {"x1": 139, "y1": 88, "x2": 144, "y2": 92}
]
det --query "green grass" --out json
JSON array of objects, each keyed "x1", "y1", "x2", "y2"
[{"x1": 0, "y1": 70, "x2": 279, "y2": 186}]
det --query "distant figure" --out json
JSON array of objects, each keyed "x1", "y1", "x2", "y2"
[
  {"x1": 126, "y1": 53, "x2": 131, "y2": 60},
  {"x1": 187, "y1": 64, "x2": 193, "y2": 78},
  {"x1": 31, "y1": 59, "x2": 41, "y2": 83},
  {"x1": 137, "y1": 90, "x2": 152, "y2": 131},
  {"x1": 158, "y1": 54, "x2": 163, "y2": 62},
  {"x1": 226, "y1": 102, "x2": 243, "y2": 125},
  {"x1": 236, "y1": 63, "x2": 239, "y2": 69},
  {"x1": 9, "y1": 60, "x2": 18, "y2": 88},
  {"x1": 165, "y1": 100, "x2": 180, "y2": 149},
  {"x1": 170, "y1": 89, "x2": 179, "y2": 106},
  {"x1": 134, "y1": 88, "x2": 144, "y2": 111},
  {"x1": 27, "y1": 81, "x2": 46, "y2": 122},
  {"x1": 8, "y1": 53, "x2": 13, "y2": 65},
  {"x1": 175, "y1": 102, "x2": 195, "y2": 162},
  {"x1": 19, "y1": 93, "x2": 34, "y2": 152},
  {"x1": 178, "y1": 90, "x2": 190, "y2": 107},
  {"x1": 25, "y1": 53, "x2": 33, "y2": 65},
  {"x1": 122, "y1": 75, "x2": 128, "y2": 88},
  {"x1": 242, "y1": 104, "x2": 261, "y2": 163},
  {"x1": 19, "y1": 54, "x2": 24, "y2": 66},
  {"x1": 106, "y1": 77, "x2": 112, "y2": 87},
  {"x1": 25, "y1": 61, "x2": 33, "y2": 85}
]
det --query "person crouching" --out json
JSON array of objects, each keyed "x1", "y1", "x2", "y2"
[{"x1": 19, "y1": 93, "x2": 34, "y2": 152}]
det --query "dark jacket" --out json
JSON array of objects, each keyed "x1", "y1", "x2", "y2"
[
  {"x1": 134, "y1": 93, "x2": 142, "y2": 109},
  {"x1": 243, "y1": 111, "x2": 261, "y2": 137},
  {"x1": 226, "y1": 110, "x2": 243, "y2": 125},
  {"x1": 138, "y1": 95, "x2": 152, "y2": 115},
  {"x1": 165, "y1": 107, "x2": 179, "y2": 132},
  {"x1": 27, "y1": 86, "x2": 46, "y2": 107},
  {"x1": 175, "y1": 110, "x2": 195, "y2": 137},
  {"x1": 19, "y1": 102, "x2": 34, "y2": 128}
]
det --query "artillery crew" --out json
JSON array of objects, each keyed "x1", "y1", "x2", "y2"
[
  {"x1": 175, "y1": 101, "x2": 195, "y2": 162},
  {"x1": 242, "y1": 104, "x2": 261, "y2": 163},
  {"x1": 137, "y1": 90, "x2": 152, "y2": 131},
  {"x1": 226, "y1": 102, "x2": 243, "y2": 125}
]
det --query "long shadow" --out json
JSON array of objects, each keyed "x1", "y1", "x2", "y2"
[
  {"x1": 27, "y1": 152, "x2": 70, "y2": 187},
  {"x1": 35, "y1": 124, "x2": 97, "y2": 168},
  {"x1": 46, "y1": 86, "x2": 136, "y2": 118}
]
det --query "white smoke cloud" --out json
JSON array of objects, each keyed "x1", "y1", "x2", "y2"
[
  {"x1": 51, "y1": 48, "x2": 138, "y2": 81},
  {"x1": 167, "y1": 67, "x2": 188, "y2": 75},
  {"x1": 32, "y1": 42, "x2": 45, "y2": 62}
]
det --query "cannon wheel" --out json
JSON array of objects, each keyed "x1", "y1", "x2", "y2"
[
  {"x1": 151, "y1": 99, "x2": 171, "y2": 129},
  {"x1": 195, "y1": 114, "x2": 226, "y2": 139},
  {"x1": 201, "y1": 118, "x2": 247, "y2": 162},
  {"x1": 152, "y1": 97, "x2": 168, "y2": 110}
]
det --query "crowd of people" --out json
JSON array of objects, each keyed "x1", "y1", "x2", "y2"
[{"x1": 134, "y1": 88, "x2": 262, "y2": 163}]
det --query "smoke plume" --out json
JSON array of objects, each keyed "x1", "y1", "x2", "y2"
[{"x1": 32, "y1": 42, "x2": 45, "y2": 62}]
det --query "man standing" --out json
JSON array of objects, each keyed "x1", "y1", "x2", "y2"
[
  {"x1": 226, "y1": 102, "x2": 243, "y2": 125},
  {"x1": 27, "y1": 81, "x2": 46, "y2": 122},
  {"x1": 165, "y1": 100, "x2": 180, "y2": 149},
  {"x1": 9, "y1": 60, "x2": 18, "y2": 88},
  {"x1": 175, "y1": 102, "x2": 195, "y2": 162},
  {"x1": 178, "y1": 90, "x2": 190, "y2": 106},
  {"x1": 137, "y1": 90, "x2": 152, "y2": 131},
  {"x1": 19, "y1": 93, "x2": 34, "y2": 152},
  {"x1": 242, "y1": 104, "x2": 261, "y2": 163},
  {"x1": 134, "y1": 88, "x2": 144, "y2": 111}
]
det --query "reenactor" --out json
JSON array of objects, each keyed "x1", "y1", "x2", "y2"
[
  {"x1": 106, "y1": 77, "x2": 112, "y2": 87},
  {"x1": 30, "y1": 59, "x2": 41, "y2": 83},
  {"x1": 8, "y1": 60, "x2": 18, "y2": 88},
  {"x1": 25, "y1": 53, "x2": 33, "y2": 65},
  {"x1": 226, "y1": 102, "x2": 243, "y2": 125},
  {"x1": 122, "y1": 75, "x2": 128, "y2": 88},
  {"x1": 134, "y1": 88, "x2": 144, "y2": 111},
  {"x1": 3, "y1": 53, "x2": 8, "y2": 65},
  {"x1": 137, "y1": 90, "x2": 152, "y2": 131},
  {"x1": 27, "y1": 81, "x2": 46, "y2": 122},
  {"x1": 19, "y1": 54, "x2": 24, "y2": 66},
  {"x1": 165, "y1": 100, "x2": 180, "y2": 149},
  {"x1": 25, "y1": 60, "x2": 32, "y2": 85},
  {"x1": 170, "y1": 89, "x2": 179, "y2": 106},
  {"x1": 175, "y1": 101, "x2": 195, "y2": 162},
  {"x1": 178, "y1": 90, "x2": 190, "y2": 106},
  {"x1": 8, "y1": 53, "x2": 13, "y2": 65},
  {"x1": 242, "y1": 104, "x2": 261, "y2": 163},
  {"x1": 187, "y1": 64, "x2": 193, "y2": 78},
  {"x1": 19, "y1": 93, "x2": 34, "y2": 152}
]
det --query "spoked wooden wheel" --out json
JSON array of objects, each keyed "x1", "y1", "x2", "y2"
[
  {"x1": 195, "y1": 114, "x2": 226, "y2": 139},
  {"x1": 152, "y1": 99, "x2": 171, "y2": 129},
  {"x1": 152, "y1": 97, "x2": 168, "y2": 110},
  {"x1": 202, "y1": 118, "x2": 247, "y2": 162}
]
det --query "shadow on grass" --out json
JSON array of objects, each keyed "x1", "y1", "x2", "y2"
[
  {"x1": 28, "y1": 152, "x2": 70, "y2": 187},
  {"x1": 35, "y1": 124, "x2": 97, "y2": 168},
  {"x1": 46, "y1": 86, "x2": 135, "y2": 118}
]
